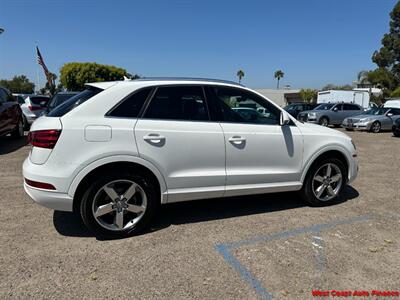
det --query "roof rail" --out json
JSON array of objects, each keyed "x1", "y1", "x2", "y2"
[{"x1": 130, "y1": 77, "x2": 244, "y2": 87}]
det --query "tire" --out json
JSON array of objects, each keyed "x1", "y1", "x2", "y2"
[
  {"x1": 10, "y1": 119, "x2": 24, "y2": 138},
  {"x1": 394, "y1": 131, "x2": 400, "y2": 137},
  {"x1": 300, "y1": 158, "x2": 346, "y2": 206},
  {"x1": 345, "y1": 128, "x2": 354, "y2": 131},
  {"x1": 370, "y1": 121, "x2": 381, "y2": 133},
  {"x1": 80, "y1": 170, "x2": 159, "y2": 239},
  {"x1": 23, "y1": 115, "x2": 30, "y2": 131},
  {"x1": 319, "y1": 117, "x2": 329, "y2": 127}
]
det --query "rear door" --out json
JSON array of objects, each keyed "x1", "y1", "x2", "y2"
[{"x1": 134, "y1": 85, "x2": 226, "y2": 202}]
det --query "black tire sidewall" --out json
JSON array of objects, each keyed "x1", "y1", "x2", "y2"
[
  {"x1": 301, "y1": 158, "x2": 346, "y2": 206},
  {"x1": 80, "y1": 171, "x2": 158, "y2": 239},
  {"x1": 319, "y1": 117, "x2": 328, "y2": 126}
]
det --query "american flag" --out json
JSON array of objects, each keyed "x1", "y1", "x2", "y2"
[{"x1": 36, "y1": 46, "x2": 53, "y2": 86}]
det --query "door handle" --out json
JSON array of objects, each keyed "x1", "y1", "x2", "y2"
[
  {"x1": 143, "y1": 134, "x2": 165, "y2": 143},
  {"x1": 228, "y1": 136, "x2": 246, "y2": 144}
]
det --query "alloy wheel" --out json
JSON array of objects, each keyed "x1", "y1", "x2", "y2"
[
  {"x1": 371, "y1": 122, "x2": 381, "y2": 133},
  {"x1": 312, "y1": 163, "x2": 343, "y2": 201},
  {"x1": 92, "y1": 180, "x2": 147, "y2": 231}
]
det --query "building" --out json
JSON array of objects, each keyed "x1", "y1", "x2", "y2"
[{"x1": 255, "y1": 88, "x2": 302, "y2": 107}]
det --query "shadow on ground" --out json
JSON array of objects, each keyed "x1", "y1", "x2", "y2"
[
  {"x1": 0, "y1": 135, "x2": 28, "y2": 155},
  {"x1": 53, "y1": 185, "x2": 359, "y2": 239}
]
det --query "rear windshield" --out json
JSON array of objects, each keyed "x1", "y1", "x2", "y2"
[
  {"x1": 49, "y1": 93, "x2": 79, "y2": 109},
  {"x1": 47, "y1": 87, "x2": 102, "y2": 117},
  {"x1": 30, "y1": 96, "x2": 50, "y2": 105}
]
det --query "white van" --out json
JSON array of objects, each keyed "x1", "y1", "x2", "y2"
[
  {"x1": 317, "y1": 90, "x2": 370, "y2": 110},
  {"x1": 383, "y1": 99, "x2": 400, "y2": 108}
]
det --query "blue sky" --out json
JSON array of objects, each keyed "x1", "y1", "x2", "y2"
[{"x1": 0, "y1": 0, "x2": 397, "y2": 89}]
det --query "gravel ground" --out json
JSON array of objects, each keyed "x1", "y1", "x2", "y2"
[{"x1": 0, "y1": 129, "x2": 399, "y2": 299}]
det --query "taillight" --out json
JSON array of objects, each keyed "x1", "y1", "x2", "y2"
[
  {"x1": 25, "y1": 178, "x2": 56, "y2": 190},
  {"x1": 28, "y1": 130, "x2": 61, "y2": 149},
  {"x1": 28, "y1": 105, "x2": 42, "y2": 111}
]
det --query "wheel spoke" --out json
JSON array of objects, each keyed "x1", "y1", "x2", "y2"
[
  {"x1": 316, "y1": 184, "x2": 326, "y2": 198},
  {"x1": 104, "y1": 186, "x2": 119, "y2": 202},
  {"x1": 314, "y1": 175, "x2": 324, "y2": 182},
  {"x1": 126, "y1": 204, "x2": 144, "y2": 214},
  {"x1": 123, "y1": 183, "x2": 137, "y2": 201},
  {"x1": 330, "y1": 174, "x2": 342, "y2": 183},
  {"x1": 326, "y1": 164, "x2": 332, "y2": 177},
  {"x1": 326, "y1": 185, "x2": 335, "y2": 196},
  {"x1": 115, "y1": 210, "x2": 124, "y2": 229},
  {"x1": 94, "y1": 203, "x2": 114, "y2": 217}
]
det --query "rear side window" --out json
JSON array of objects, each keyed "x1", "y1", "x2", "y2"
[
  {"x1": 143, "y1": 86, "x2": 209, "y2": 121},
  {"x1": 30, "y1": 96, "x2": 50, "y2": 105},
  {"x1": 107, "y1": 87, "x2": 152, "y2": 118},
  {"x1": 47, "y1": 87, "x2": 102, "y2": 117},
  {"x1": 343, "y1": 104, "x2": 360, "y2": 110}
]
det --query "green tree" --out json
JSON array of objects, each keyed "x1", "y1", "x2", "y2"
[
  {"x1": 390, "y1": 86, "x2": 400, "y2": 98},
  {"x1": 367, "y1": 68, "x2": 397, "y2": 90},
  {"x1": 322, "y1": 83, "x2": 353, "y2": 91},
  {"x1": 236, "y1": 69, "x2": 244, "y2": 83},
  {"x1": 274, "y1": 70, "x2": 284, "y2": 89},
  {"x1": 299, "y1": 88, "x2": 317, "y2": 103},
  {"x1": 60, "y1": 62, "x2": 137, "y2": 91},
  {"x1": 0, "y1": 75, "x2": 35, "y2": 93}
]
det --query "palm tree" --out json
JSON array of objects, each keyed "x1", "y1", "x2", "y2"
[
  {"x1": 274, "y1": 70, "x2": 284, "y2": 89},
  {"x1": 236, "y1": 70, "x2": 244, "y2": 83}
]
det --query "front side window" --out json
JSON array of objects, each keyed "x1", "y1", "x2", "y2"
[
  {"x1": 211, "y1": 86, "x2": 280, "y2": 125},
  {"x1": 389, "y1": 108, "x2": 400, "y2": 115},
  {"x1": 143, "y1": 86, "x2": 209, "y2": 121}
]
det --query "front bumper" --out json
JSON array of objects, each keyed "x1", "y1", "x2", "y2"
[{"x1": 341, "y1": 122, "x2": 371, "y2": 131}]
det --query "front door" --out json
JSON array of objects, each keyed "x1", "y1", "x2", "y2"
[
  {"x1": 135, "y1": 85, "x2": 226, "y2": 202},
  {"x1": 207, "y1": 86, "x2": 303, "y2": 197}
]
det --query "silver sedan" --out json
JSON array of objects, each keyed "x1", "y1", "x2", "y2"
[{"x1": 342, "y1": 107, "x2": 400, "y2": 133}]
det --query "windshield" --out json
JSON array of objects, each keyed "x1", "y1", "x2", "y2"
[
  {"x1": 364, "y1": 108, "x2": 389, "y2": 115},
  {"x1": 47, "y1": 87, "x2": 102, "y2": 117},
  {"x1": 315, "y1": 103, "x2": 335, "y2": 110}
]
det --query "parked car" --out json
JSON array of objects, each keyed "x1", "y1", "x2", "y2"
[
  {"x1": 383, "y1": 99, "x2": 400, "y2": 109},
  {"x1": 297, "y1": 103, "x2": 363, "y2": 127},
  {"x1": 23, "y1": 78, "x2": 358, "y2": 238},
  {"x1": 0, "y1": 87, "x2": 24, "y2": 137},
  {"x1": 45, "y1": 91, "x2": 79, "y2": 114},
  {"x1": 12, "y1": 93, "x2": 31, "y2": 105},
  {"x1": 20, "y1": 95, "x2": 50, "y2": 129},
  {"x1": 284, "y1": 103, "x2": 319, "y2": 118},
  {"x1": 342, "y1": 107, "x2": 400, "y2": 133},
  {"x1": 317, "y1": 90, "x2": 370, "y2": 110},
  {"x1": 392, "y1": 118, "x2": 400, "y2": 137}
]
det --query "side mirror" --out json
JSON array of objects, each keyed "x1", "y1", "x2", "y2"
[
  {"x1": 280, "y1": 111, "x2": 290, "y2": 126},
  {"x1": 333, "y1": 107, "x2": 338, "y2": 111},
  {"x1": 387, "y1": 113, "x2": 393, "y2": 117}
]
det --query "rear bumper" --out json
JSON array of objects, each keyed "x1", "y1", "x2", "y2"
[{"x1": 24, "y1": 183, "x2": 73, "y2": 211}]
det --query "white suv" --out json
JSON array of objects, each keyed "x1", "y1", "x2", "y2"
[{"x1": 23, "y1": 78, "x2": 358, "y2": 238}]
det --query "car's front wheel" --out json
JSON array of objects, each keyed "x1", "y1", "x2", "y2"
[
  {"x1": 80, "y1": 170, "x2": 158, "y2": 239},
  {"x1": 370, "y1": 121, "x2": 381, "y2": 133},
  {"x1": 319, "y1": 117, "x2": 329, "y2": 127},
  {"x1": 300, "y1": 158, "x2": 346, "y2": 206}
]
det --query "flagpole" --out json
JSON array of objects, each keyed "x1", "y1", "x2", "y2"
[{"x1": 35, "y1": 42, "x2": 40, "y2": 94}]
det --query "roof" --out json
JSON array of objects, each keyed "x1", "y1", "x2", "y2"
[{"x1": 86, "y1": 77, "x2": 244, "y2": 90}]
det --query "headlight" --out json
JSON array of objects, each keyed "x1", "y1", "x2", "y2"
[{"x1": 308, "y1": 112, "x2": 316, "y2": 118}]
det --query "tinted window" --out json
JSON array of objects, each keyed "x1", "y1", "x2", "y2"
[
  {"x1": 343, "y1": 104, "x2": 360, "y2": 110},
  {"x1": 212, "y1": 86, "x2": 280, "y2": 125},
  {"x1": 315, "y1": 103, "x2": 335, "y2": 110},
  {"x1": 144, "y1": 86, "x2": 209, "y2": 121},
  {"x1": 389, "y1": 108, "x2": 400, "y2": 115},
  {"x1": 48, "y1": 87, "x2": 102, "y2": 117},
  {"x1": 49, "y1": 93, "x2": 78, "y2": 109},
  {"x1": 30, "y1": 96, "x2": 49, "y2": 105},
  {"x1": 0, "y1": 89, "x2": 7, "y2": 103},
  {"x1": 107, "y1": 88, "x2": 152, "y2": 118},
  {"x1": 16, "y1": 95, "x2": 25, "y2": 104}
]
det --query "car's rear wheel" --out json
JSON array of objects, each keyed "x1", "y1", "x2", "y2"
[
  {"x1": 80, "y1": 170, "x2": 158, "y2": 239},
  {"x1": 370, "y1": 121, "x2": 381, "y2": 133},
  {"x1": 10, "y1": 119, "x2": 24, "y2": 138},
  {"x1": 300, "y1": 158, "x2": 346, "y2": 206},
  {"x1": 319, "y1": 117, "x2": 329, "y2": 127}
]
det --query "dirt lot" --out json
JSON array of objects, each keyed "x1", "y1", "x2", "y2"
[{"x1": 0, "y1": 129, "x2": 399, "y2": 299}]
